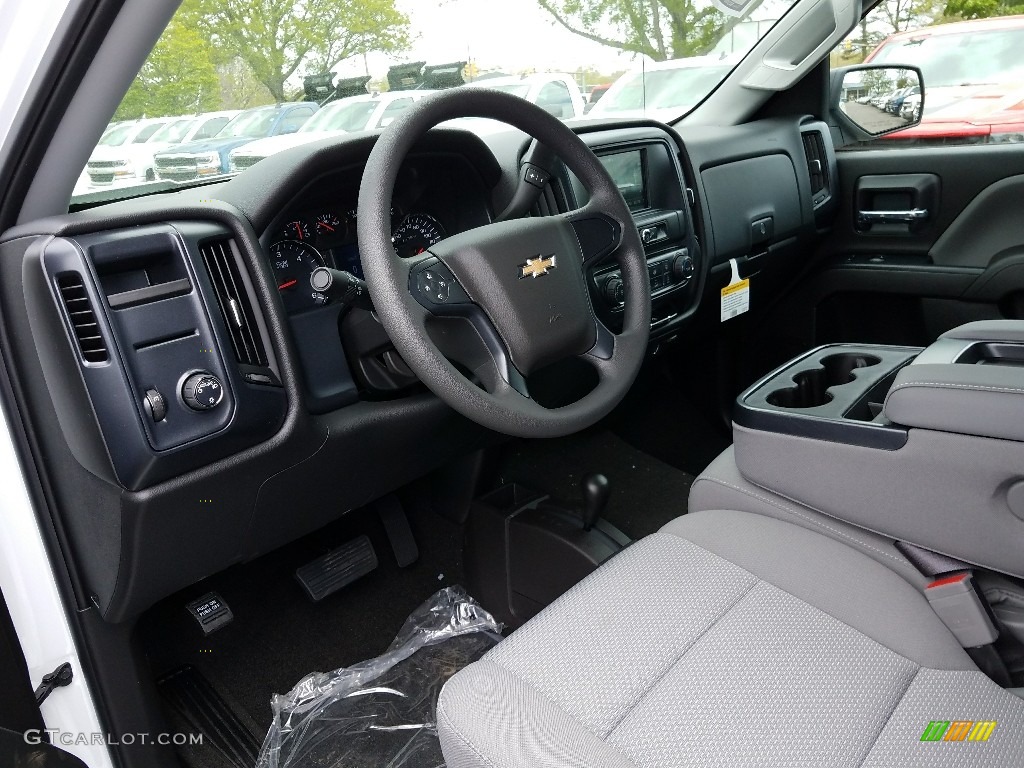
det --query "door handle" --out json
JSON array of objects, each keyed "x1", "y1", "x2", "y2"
[{"x1": 857, "y1": 208, "x2": 929, "y2": 226}]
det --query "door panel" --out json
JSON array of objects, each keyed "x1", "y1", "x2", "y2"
[
  {"x1": 802, "y1": 144, "x2": 1024, "y2": 348},
  {"x1": 828, "y1": 145, "x2": 1024, "y2": 259}
]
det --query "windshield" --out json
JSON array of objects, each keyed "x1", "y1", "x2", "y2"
[
  {"x1": 74, "y1": 0, "x2": 795, "y2": 201},
  {"x1": 593, "y1": 62, "x2": 735, "y2": 113},
  {"x1": 302, "y1": 101, "x2": 378, "y2": 132},
  {"x1": 871, "y1": 28, "x2": 1024, "y2": 87},
  {"x1": 149, "y1": 118, "x2": 196, "y2": 144},
  {"x1": 218, "y1": 109, "x2": 278, "y2": 139},
  {"x1": 481, "y1": 83, "x2": 532, "y2": 98}
]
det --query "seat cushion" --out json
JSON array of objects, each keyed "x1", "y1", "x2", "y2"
[{"x1": 438, "y1": 509, "x2": 1024, "y2": 767}]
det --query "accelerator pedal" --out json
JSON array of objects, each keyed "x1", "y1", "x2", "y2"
[
  {"x1": 296, "y1": 535, "x2": 378, "y2": 602},
  {"x1": 375, "y1": 494, "x2": 419, "y2": 567}
]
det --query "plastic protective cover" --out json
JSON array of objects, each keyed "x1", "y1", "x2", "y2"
[{"x1": 257, "y1": 586, "x2": 502, "y2": 768}]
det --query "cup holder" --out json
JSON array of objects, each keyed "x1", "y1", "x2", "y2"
[{"x1": 766, "y1": 353, "x2": 881, "y2": 409}]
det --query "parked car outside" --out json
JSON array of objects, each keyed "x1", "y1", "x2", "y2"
[
  {"x1": 867, "y1": 15, "x2": 1024, "y2": 143},
  {"x1": 229, "y1": 92, "x2": 432, "y2": 172},
  {"x1": 154, "y1": 102, "x2": 318, "y2": 182},
  {"x1": 587, "y1": 54, "x2": 739, "y2": 121},
  {"x1": 81, "y1": 117, "x2": 172, "y2": 186},
  {"x1": 885, "y1": 85, "x2": 919, "y2": 115},
  {"x1": 467, "y1": 73, "x2": 586, "y2": 118},
  {"x1": 85, "y1": 111, "x2": 239, "y2": 188},
  {"x1": 900, "y1": 91, "x2": 922, "y2": 121},
  {"x1": 585, "y1": 82, "x2": 612, "y2": 111}
]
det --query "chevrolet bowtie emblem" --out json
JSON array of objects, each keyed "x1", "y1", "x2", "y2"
[{"x1": 520, "y1": 254, "x2": 556, "y2": 279}]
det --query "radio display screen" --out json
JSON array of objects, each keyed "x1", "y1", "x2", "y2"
[{"x1": 599, "y1": 149, "x2": 647, "y2": 213}]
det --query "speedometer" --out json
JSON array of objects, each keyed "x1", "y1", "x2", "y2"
[
  {"x1": 392, "y1": 213, "x2": 446, "y2": 258},
  {"x1": 268, "y1": 240, "x2": 327, "y2": 313}
]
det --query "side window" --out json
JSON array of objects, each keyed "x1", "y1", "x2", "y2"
[
  {"x1": 278, "y1": 107, "x2": 313, "y2": 134},
  {"x1": 832, "y1": 11, "x2": 1024, "y2": 149},
  {"x1": 376, "y1": 98, "x2": 413, "y2": 127},
  {"x1": 132, "y1": 124, "x2": 164, "y2": 143},
  {"x1": 536, "y1": 81, "x2": 573, "y2": 118},
  {"x1": 194, "y1": 117, "x2": 229, "y2": 140}
]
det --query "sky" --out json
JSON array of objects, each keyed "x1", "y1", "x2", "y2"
[{"x1": 331, "y1": 0, "x2": 648, "y2": 81}]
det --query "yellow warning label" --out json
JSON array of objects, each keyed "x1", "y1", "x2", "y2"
[
  {"x1": 721, "y1": 279, "x2": 750, "y2": 297},
  {"x1": 721, "y1": 278, "x2": 750, "y2": 321}
]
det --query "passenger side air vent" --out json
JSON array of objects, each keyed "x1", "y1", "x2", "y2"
[
  {"x1": 56, "y1": 272, "x2": 108, "y2": 363},
  {"x1": 199, "y1": 239, "x2": 267, "y2": 367},
  {"x1": 801, "y1": 130, "x2": 829, "y2": 203}
]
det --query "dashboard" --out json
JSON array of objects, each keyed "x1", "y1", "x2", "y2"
[{"x1": 0, "y1": 117, "x2": 838, "y2": 621}]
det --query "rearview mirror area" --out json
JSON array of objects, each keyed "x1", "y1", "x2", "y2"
[{"x1": 831, "y1": 65, "x2": 924, "y2": 140}]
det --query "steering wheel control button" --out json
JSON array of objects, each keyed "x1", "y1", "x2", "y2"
[
  {"x1": 602, "y1": 276, "x2": 625, "y2": 305},
  {"x1": 181, "y1": 372, "x2": 224, "y2": 411},
  {"x1": 410, "y1": 258, "x2": 470, "y2": 309},
  {"x1": 143, "y1": 388, "x2": 167, "y2": 422},
  {"x1": 523, "y1": 164, "x2": 549, "y2": 188}
]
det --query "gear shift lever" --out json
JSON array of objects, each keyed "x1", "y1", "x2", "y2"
[{"x1": 581, "y1": 473, "x2": 610, "y2": 531}]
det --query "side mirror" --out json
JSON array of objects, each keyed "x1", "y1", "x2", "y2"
[{"x1": 830, "y1": 64, "x2": 923, "y2": 141}]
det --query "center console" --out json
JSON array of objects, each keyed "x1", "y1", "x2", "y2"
[
  {"x1": 735, "y1": 344, "x2": 920, "y2": 449},
  {"x1": 729, "y1": 321, "x2": 1024, "y2": 580},
  {"x1": 573, "y1": 130, "x2": 702, "y2": 339}
]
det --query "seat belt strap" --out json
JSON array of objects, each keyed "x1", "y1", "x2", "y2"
[{"x1": 896, "y1": 540, "x2": 972, "y2": 578}]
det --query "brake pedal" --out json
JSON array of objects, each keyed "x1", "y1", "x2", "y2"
[{"x1": 296, "y1": 535, "x2": 378, "y2": 601}]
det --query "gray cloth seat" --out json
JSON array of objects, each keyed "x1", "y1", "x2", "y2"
[{"x1": 438, "y1": 509, "x2": 1024, "y2": 766}]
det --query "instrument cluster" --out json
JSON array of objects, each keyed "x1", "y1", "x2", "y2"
[{"x1": 268, "y1": 205, "x2": 448, "y2": 313}]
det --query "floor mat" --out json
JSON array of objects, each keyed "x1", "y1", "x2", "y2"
[
  {"x1": 258, "y1": 587, "x2": 500, "y2": 768},
  {"x1": 497, "y1": 428, "x2": 696, "y2": 539},
  {"x1": 605, "y1": 366, "x2": 732, "y2": 478},
  {"x1": 139, "y1": 502, "x2": 465, "y2": 745}
]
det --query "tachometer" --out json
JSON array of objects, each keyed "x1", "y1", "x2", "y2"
[
  {"x1": 392, "y1": 213, "x2": 446, "y2": 258},
  {"x1": 269, "y1": 240, "x2": 327, "y2": 313}
]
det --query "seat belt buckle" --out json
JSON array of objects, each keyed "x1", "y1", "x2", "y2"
[{"x1": 925, "y1": 571, "x2": 998, "y2": 648}]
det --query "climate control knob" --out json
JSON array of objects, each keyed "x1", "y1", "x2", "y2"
[
  {"x1": 181, "y1": 372, "x2": 224, "y2": 411},
  {"x1": 672, "y1": 250, "x2": 695, "y2": 282},
  {"x1": 602, "y1": 276, "x2": 625, "y2": 305}
]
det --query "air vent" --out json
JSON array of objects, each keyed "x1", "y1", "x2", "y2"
[
  {"x1": 56, "y1": 272, "x2": 108, "y2": 363},
  {"x1": 198, "y1": 239, "x2": 267, "y2": 367},
  {"x1": 801, "y1": 131, "x2": 829, "y2": 199},
  {"x1": 532, "y1": 177, "x2": 570, "y2": 216}
]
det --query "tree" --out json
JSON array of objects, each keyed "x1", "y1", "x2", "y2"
[
  {"x1": 536, "y1": 0, "x2": 728, "y2": 61},
  {"x1": 194, "y1": 0, "x2": 412, "y2": 102},
  {"x1": 114, "y1": 17, "x2": 220, "y2": 119},
  {"x1": 943, "y1": 0, "x2": 1024, "y2": 18},
  {"x1": 216, "y1": 57, "x2": 275, "y2": 110},
  {"x1": 871, "y1": 0, "x2": 944, "y2": 33}
]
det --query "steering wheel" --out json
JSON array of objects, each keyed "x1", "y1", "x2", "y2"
[{"x1": 357, "y1": 89, "x2": 650, "y2": 438}]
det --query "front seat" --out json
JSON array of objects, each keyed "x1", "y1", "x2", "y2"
[{"x1": 438, "y1": 509, "x2": 1024, "y2": 766}]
